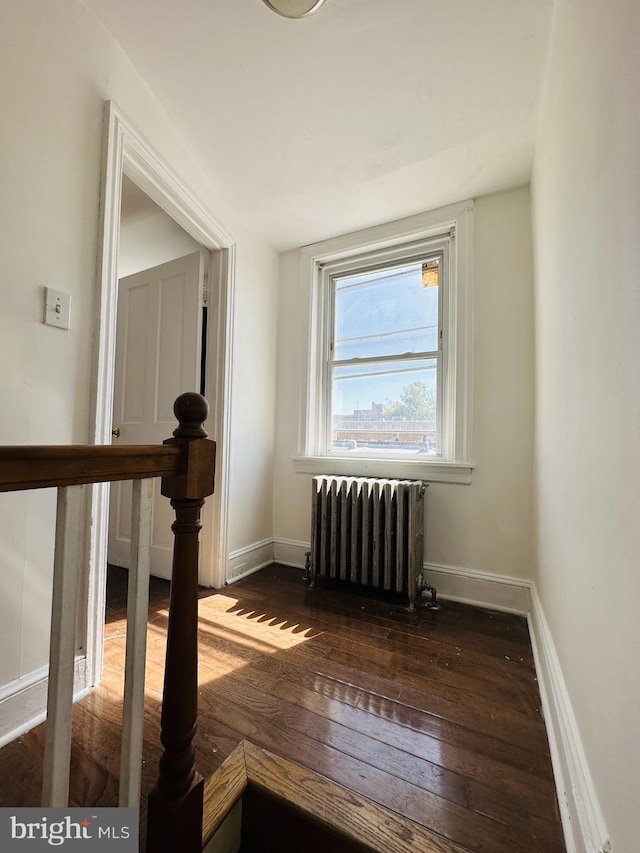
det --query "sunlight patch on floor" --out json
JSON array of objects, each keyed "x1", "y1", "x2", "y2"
[{"x1": 198, "y1": 611, "x2": 317, "y2": 654}]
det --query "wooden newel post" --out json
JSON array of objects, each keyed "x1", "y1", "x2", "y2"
[{"x1": 146, "y1": 393, "x2": 216, "y2": 853}]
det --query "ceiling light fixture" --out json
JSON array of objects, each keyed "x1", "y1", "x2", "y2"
[{"x1": 261, "y1": 0, "x2": 327, "y2": 19}]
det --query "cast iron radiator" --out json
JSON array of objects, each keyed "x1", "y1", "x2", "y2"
[{"x1": 308, "y1": 476, "x2": 427, "y2": 608}]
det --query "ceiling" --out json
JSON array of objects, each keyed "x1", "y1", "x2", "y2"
[{"x1": 85, "y1": 0, "x2": 553, "y2": 250}]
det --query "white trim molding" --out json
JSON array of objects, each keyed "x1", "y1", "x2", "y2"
[
  {"x1": 422, "y1": 562, "x2": 531, "y2": 614},
  {"x1": 293, "y1": 456, "x2": 473, "y2": 484},
  {"x1": 0, "y1": 660, "x2": 89, "y2": 749},
  {"x1": 528, "y1": 588, "x2": 611, "y2": 853},
  {"x1": 273, "y1": 538, "x2": 310, "y2": 569},
  {"x1": 226, "y1": 539, "x2": 275, "y2": 583}
]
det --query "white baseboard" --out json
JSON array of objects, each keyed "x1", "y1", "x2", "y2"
[
  {"x1": 273, "y1": 538, "x2": 309, "y2": 569},
  {"x1": 422, "y1": 562, "x2": 532, "y2": 614},
  {"x1": 226, "y1": 538, "x2": 274, "y2": 583},
  {"x1": 0, "y1": 657, "x2": 90, "y2": 748},
  {"x1": 528, "y1": 588, "x2": 610, "y2": 853},
  {"x1": 271, "y1": 541, "x2": 531, "y2": 614}
]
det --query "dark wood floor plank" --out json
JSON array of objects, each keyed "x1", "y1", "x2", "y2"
[
  {"x1": 300, "y1": 587, "x2": 534, "y2": 651},
  {"x1": 191, "y1": 575, "x2": 550, "y2": 756},
  {"x1": 246, "y1": 565, "x2": 534, "y2": 658},
  {"x1": 234, "y1": 573, "x2": 536, "y2": 665},
  {"x1": 322, "y1": 642, "x2": 549, "y2": 751},
  {"x1": 193, "y1": 609, "x2": 550, "y2": 775},
  {"x1": 0, "y1": 564, "x2": 565, "y2": 853},
  {"x1": 197, "y1": 653, "x2": 471, "y2": 806},
  {"x1": 351, "y1": 680, "x2": 553, "y2": 779},
  {"x1": 196, "y1": 683, "x2": 541, "y2": 853},
  {"x1": 305, "y1": 627, "x2": 536, "y2": 711},
  {"x1": 218, "y1": 582, "x2": 539, "y2": 696},
  {"x1": 193, "y1": 604, "x2": 549, "y2": 756},
  {"x1": 227, "y1": 642, "x2": 554, "y2": 780},
  {"x1": 195, "y1": 586, "x2": 542, "y2": 727},
  {"x1": 198, "y1": 650, "x2": 560, "y2": 834}
]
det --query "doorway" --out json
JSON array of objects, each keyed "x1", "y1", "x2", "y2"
[
  {"x1": 86, "y1": 101, "x2": 235, "y2": 687},
  {"x1": 109, "y1": 178, "x2": 208, "y2": 581}
]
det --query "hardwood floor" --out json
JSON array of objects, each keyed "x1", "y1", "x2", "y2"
[{"x1": 0, "y1": 563, "x2": 565, "y2": 853}]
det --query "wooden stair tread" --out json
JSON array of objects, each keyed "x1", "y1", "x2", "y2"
[{"x1": 203, "y1": 740, "x2": 467, "y2": 853}]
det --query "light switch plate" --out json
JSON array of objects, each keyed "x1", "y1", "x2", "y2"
[{"x1": 44, "y1": 287, "x2": 71, "y2": 330}]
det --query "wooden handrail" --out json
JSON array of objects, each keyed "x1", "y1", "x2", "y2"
[{"x1": 0, "y1": 444, "x2": 183, "y2": 492}]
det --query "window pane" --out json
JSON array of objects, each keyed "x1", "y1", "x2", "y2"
[
  {"x1": 331, "y1": 359, "x2": 438, "y2": 454},
  {"x1": 333, "y1": 259, "x2": 439, "y2": 360}
]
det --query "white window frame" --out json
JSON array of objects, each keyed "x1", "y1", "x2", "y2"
[{"x1": 293, "y1": 200, "x2": 474, "y2": 485}]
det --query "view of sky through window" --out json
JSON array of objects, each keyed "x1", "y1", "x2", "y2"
[{"x1": 331, "y1": 258, "x2": 440, "y2": 453}]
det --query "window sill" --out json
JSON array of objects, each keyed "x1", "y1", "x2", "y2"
[{"x1": 292, "y1": 455, "x2": 473, "y2": 484}]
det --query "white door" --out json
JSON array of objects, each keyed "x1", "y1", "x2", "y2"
[{"x1": 108, "y1": 251, "x2": 205, "y2": 579}]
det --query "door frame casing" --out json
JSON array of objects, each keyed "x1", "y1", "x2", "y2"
[{"x1": 87, "y1": 100, "x2": 235, "y2": 685}]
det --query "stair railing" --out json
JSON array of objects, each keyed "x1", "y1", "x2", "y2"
[{"x1": 0, "y1": 392, "x2": 215, "y2": 852}]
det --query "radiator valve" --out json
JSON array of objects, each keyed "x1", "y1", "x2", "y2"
[
  {"x1": 303, "y1": 551, "x2": 315, "y2": 588},
  {"x1": 417, "y1": 575, "x2": 440, "y2": 610}
]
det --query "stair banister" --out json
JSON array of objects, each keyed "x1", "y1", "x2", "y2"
[
  {"x1": 146, "y1": 392, "x2": 216, "y2": 853},
  {"x1": 0, "y1": 392, "x2": 216, "y2": 852}
]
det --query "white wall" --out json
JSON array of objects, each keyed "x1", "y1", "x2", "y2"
[
  {"x1": 118, "y1": 208, "x2": 202, "y2": 278},
  {"x1": 273, "y1": 187, "x2": 535, "y2": 586},
  {"x1": 0, "y1": 0, "x2": 278, "y2": 724},
  {"x1": 531, "y1": 0, "x2": 640, "y2": 849}
]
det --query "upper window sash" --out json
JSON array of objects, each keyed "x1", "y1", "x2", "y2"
[{"x1": 329, "y1": 250, "x2": 444, "y2": 362}]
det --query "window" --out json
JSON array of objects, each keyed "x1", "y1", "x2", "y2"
[
  {"x1": 295, "y1": 201, "x2": 474, "y2": 484},
  {"x1": 328, "y1": 246, "x2": 444, "y2": 456}
]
